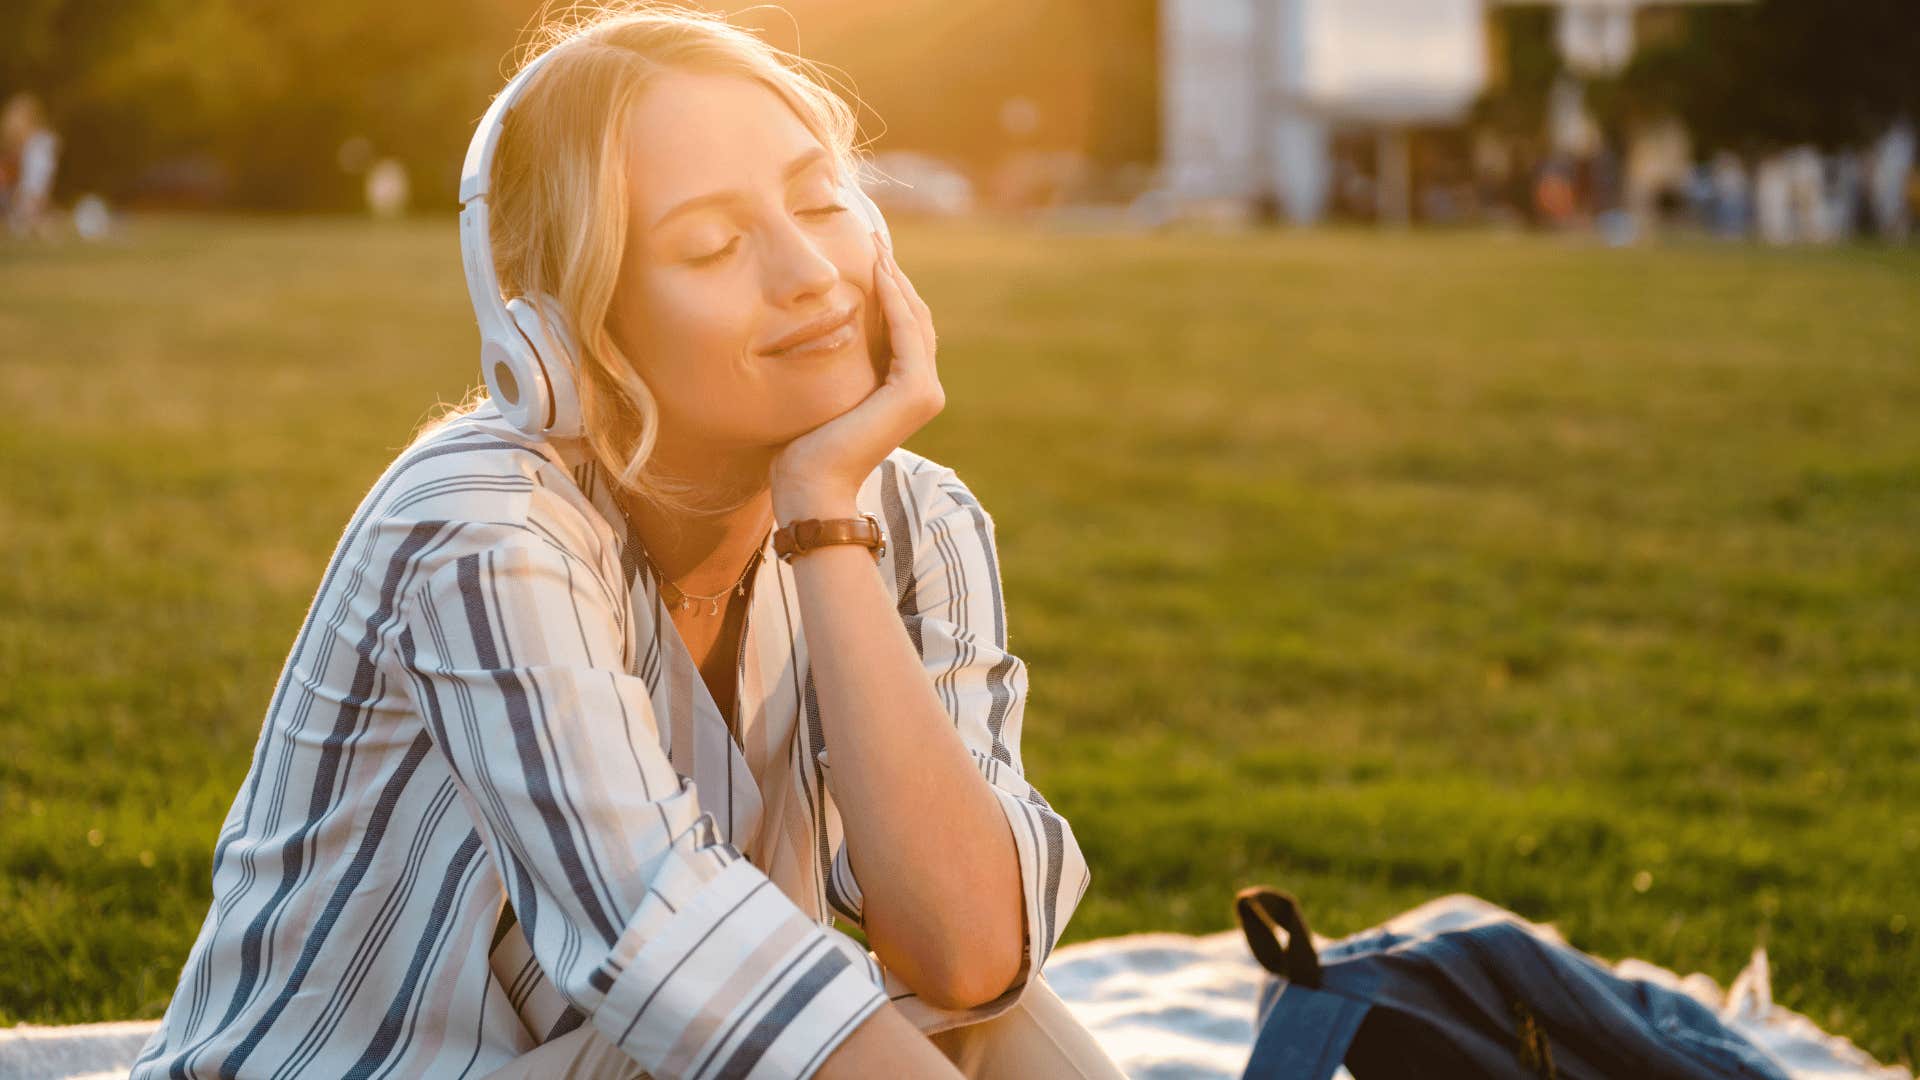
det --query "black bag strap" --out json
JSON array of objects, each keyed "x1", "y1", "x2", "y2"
[{"x1": 1234, "y1": 886, "x2": 1323, "y2": 988}]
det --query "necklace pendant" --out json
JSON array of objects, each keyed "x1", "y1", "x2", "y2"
[{"x1": 708, "y1": 597, "x2": 721, "y2": 616}]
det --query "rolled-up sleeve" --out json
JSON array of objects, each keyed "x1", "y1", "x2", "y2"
[
  {"x1": 392, "y1": 516, "x2": 887, "y2": 1080},
  {"x1": 820, "y1": 461, "x2": 1093, "y2": 1010}
]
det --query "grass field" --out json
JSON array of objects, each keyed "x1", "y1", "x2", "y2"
[{"x1": 2, "y1": 215, "x2": 1915, "y2": 1065}]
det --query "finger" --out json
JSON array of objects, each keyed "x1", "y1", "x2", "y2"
[
  {"x1": 873, "y1": 253, "x2": 939, "y2": 403},
  {"x1": 882, "y1": 257, "x2": 936, "y2": 384},
  {"x1": 881, "y1": 242, "x2": 927, "y2": 311},
  {"x1": 872, "y1": 231, "x2": 934, "y2": 364},
  {"x1": 880, "y1": 246, "x2": 936, "y2": 361},
  {"x1": 880, "y1": 244, "x2": 932, "y2": 331},
  {"x1": 872, "y1": 252, "x2": 924, "y2": 375}
]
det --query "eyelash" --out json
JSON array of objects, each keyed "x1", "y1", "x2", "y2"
[{"x1": 688, "y1": 205, "x2": 848, "y2": 265}]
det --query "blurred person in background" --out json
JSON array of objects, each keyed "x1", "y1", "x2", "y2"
[
  {"x1": 2, "y1": 92, "x2": 60, "y2": 239},
  {"x1": 129, "y1": 5, "x2": 1118, "y2": 1079},
  {"x1": 1867, "y1": 116, "x2": 1914, "y2": 242}
]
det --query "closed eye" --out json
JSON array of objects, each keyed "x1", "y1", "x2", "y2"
[
  {"x1": 685, "y1": 206, "x2": 848, "y2": 266},
  {"x1": 688, "y1": 238, "x2": 739, "y2": 266}
]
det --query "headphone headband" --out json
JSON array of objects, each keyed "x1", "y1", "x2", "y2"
[
  {"x1": 458, "y1": 47, "x2": 563, "y2": 341},
  {"x1": 461, "y1": 49, "x2": 567, "y2": 205},
  {"x1": 458, "y1": 46, "x2": 585, "y2": 438}
]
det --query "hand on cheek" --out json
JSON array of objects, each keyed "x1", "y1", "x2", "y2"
[{"x1": 768, "y1": 229, "x2": 942, "y2": 517}]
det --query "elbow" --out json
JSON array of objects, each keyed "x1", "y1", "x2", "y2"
[
  {"x1": 931, "y1": 860, "x2": 1033, "y2": 1010},
  {"x1": 920, "y1": 934, "x2": 1025, "y2": 1012}
]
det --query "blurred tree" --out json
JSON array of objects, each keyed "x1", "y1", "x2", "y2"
[
  {"x1": 1, "y1": 0, "x2": 528, "y2": 209},
  {"x1": 1475, "y1": 7, "x2": 1562, "y2": 141},
  {"x1": 1477, "y1": 0, "x2": 1920, "y2": 157},
  {"x1": 739, "y1": 0, "x2": 1158, "y2": 177},
  {"x1": 9, "y1": 0, "x2": 1917, "y2": 210},
  {"x1": 1611, "y1": 0, "x2": 1920, "y2": 154},
  {"x1": 2, "y1": 0, "x2": 1167, "y2": 210}
]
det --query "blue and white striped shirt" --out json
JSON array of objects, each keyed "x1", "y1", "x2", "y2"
[{"x1": 131, "y1": 399, "x2": 1091, "y2": 1079}]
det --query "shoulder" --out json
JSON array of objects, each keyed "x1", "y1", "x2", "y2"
[
  {"x1": 859, "y1": 447, "x2": 1008, "y2": 604},
  {"x1": 355, "y1": 398, "x2": 618, "y2": 587},
  {"x1": 862, "y1": 446, "x2": 998, "y2": 540}
]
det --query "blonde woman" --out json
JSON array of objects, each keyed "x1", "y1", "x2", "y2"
[{"x1": 132, "y1": 5, "x2": 1122, "y2": 1078}]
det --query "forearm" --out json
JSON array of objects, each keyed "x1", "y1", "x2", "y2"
[
  {"x1": 779, "y1": 499, "x2": 1024, "y2": 1009},
  {"x1": 816, "y1": 999, "x2": 963, "y2": 1079},
  {"x1": 760, "y1": 224, "x2": 1037, "y2": 1011}
]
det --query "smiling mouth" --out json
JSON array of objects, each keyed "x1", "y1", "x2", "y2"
[{"x1": 764, "y1": 308, "x2": 858, "y2": 359}]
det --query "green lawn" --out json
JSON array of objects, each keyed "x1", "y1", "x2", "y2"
[{"x1": 2, "y1": 216, "x2": 1915, "y2": 1065}]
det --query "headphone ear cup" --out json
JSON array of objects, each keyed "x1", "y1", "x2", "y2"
[
  {"x1": 481, "y1": 310, "x2": 552, "y2": 439},
  {"x1": 503, "y1": 292, "x2": 584, "y2": 439}
]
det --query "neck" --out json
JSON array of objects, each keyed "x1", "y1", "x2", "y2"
[{"x1": 617, "y1": 432, "x2": 778, "y2": 597}]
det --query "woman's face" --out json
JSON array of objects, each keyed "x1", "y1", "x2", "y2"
[{"x1": 609, "y1": 69, "x2": 886, "y2": 455}]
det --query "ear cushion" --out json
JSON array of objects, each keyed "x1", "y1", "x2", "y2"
[{"x1": 503, "y1": 291, "x2": 584, "y2": 439}]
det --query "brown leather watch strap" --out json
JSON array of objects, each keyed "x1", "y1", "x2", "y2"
[{"x1": 773, "y1": 512, "x2": 887, "y2": 563}]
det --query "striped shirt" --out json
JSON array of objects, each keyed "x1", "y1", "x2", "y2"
[{"x1": 131, "y1": 399, "x2": 1092, "y2": 1080}]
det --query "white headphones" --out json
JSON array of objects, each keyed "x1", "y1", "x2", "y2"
[{"x1": 458, "y1": 46, "x2": 894, "y2": 440}]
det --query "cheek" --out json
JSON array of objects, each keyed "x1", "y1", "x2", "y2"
[{"x1": 626, "y1": 280, "x2": 754, "y2": 393}]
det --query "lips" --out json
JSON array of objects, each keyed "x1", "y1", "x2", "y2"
[{"x1": 761, "y1": 306, "x2": 857, "y2": 357}]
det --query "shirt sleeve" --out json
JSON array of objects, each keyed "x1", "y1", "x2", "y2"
[
  {"x1": 391, "y1": 514, "x2": 887, "y2": 1080},
  {"x1": 818, "y1": 461, "x2": 1093, "y2": 1012}
]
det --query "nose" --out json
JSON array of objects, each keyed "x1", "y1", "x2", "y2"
[{"x1": 759, "y1": 212, "x2": 843, "y2": 308}]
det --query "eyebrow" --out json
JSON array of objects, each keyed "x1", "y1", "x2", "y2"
[{"x1": 649, "y1": 147, "x2": 833, "y2": 232}]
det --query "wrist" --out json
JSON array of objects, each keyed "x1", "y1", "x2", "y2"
[
  {"x1": 774, "y1": 512, "x2": 887, "y2": 565},
  {"x1": 771, "y1": 480, "x2": 859, "y2": 522}
]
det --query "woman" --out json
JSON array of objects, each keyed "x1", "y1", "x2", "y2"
[{"x1": 132, "y1": 5, "x2": 1119, "y2": 1078}]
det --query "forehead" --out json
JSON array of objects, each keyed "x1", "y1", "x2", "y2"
[{"x1": 624, "y1": 69, "x2": 831, "y2": 212}]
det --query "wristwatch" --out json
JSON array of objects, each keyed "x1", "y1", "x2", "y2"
[{"x1": 773, "y1": 513, "x2": 887, "y2": 563}]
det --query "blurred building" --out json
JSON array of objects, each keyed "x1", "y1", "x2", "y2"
[{"x1": 1159, "y1": 0, "x2": 1749, "y2": 226}]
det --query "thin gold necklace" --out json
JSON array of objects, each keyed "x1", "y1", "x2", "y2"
[
  {"x1": 627, "y1": 504, "x2": 774, "y2": 617},
  {"x1": 610, "y1": 484, "x2": 768, "y2": 611},
  {"x1": 653, "y1": 539, "x2": 767, "y2": 615}
]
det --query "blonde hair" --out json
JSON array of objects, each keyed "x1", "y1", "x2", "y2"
[{"x1": 416, "y1": 2, "x2": 869, "y2": 518}]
